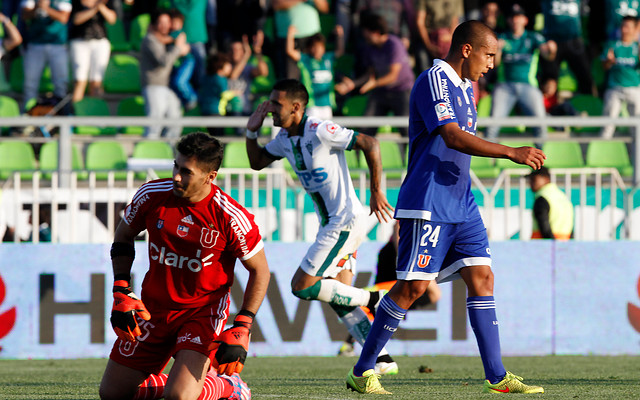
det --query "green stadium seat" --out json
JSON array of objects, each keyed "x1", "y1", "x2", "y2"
[
  {"x1": 73, "y1": 97, "x2": 117, "y2": 135},
  {"x1": 0, "y1": 95, "x2": 21, "y2": 135},
  {"x1": 105, "y1": 19, "x2": 131, "y2": 52},
  {"x1": 39, "y1": 141, "x2": 87, "y2": 179},
  {"x1": 496, "y1": 141, "x2": 536, "y2": 170},
  {"x1": 342, "y1": 95, "x2": 368, "y2": 116},
  {"x1": 103, "y1": 54, "x2": 141, "y2": 93},
  {"x1": 131, "y1": 140, "x2": 174, "y2": 179},
  {"x1": 116, "y1": 96, "x2": 146, "y2": 135},
  {"x1": 129, "y1": 13, "x2": 150, "y2": 51},
  {"x1": 542, "y1": 141, "x2": 584, "y2": 169},
  {"x1": 569, "y1": 94, "x2": 603, "y2": 133},
  {"x1": 9, "y1": 56, "x2": 55, "y2": 94},
  {"x1": 470, "y1": 156, "x2": 500, "y2": 178},
  {"x1": 0, "y1": 140, "x2": 37, "y2": 179},
  {"x1": 557, "y1": 61, "x2": 577, "y2": 93},
  {"x1": 585, "y1": 140, "x2": 633, "y2": 177},
  {"x1": 358, "y1": 141, "x2": 404, "y2": 178},
  {"x1": 85, "y1": 141, "x2": 129, "y2": 180},
  {"x1": 222, "y1": 141, "x2": 251, "y2": 169},
  {"x1": 335, "y1": 54, "x2": 355, "y2": 77}
]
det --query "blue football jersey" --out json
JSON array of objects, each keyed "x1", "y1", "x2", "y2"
[{"x1": 395, "y1": 59, "x2": 477, "y2": 223}]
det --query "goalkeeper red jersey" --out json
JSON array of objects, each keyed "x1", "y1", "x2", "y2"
[{"x1": 123, "y1": 178, "x2": 263, "y2": 310}]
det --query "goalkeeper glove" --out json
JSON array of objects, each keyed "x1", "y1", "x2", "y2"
[
  {"x1": 110, "y1": 280, "x2": 151, "y2": 342},
  {"x1": 212, "y1": 310, "x2": 254, "y2": 375}
]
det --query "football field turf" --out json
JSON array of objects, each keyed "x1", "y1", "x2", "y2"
[{"x1": 0, "y1": 355, "x2": 638, "y2": 399}]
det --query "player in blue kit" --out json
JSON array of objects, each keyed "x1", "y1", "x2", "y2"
[{"x1": 345, "y1": 20, "x2": 547, "y2": 395}]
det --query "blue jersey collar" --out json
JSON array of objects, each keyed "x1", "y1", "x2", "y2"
[{"x1": 433, "y1": 59, "x2": 472, "y2": 91}]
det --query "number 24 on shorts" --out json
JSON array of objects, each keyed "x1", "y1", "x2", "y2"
[{"x1": 418, "y1": 224, "x2": 440, "y2": 268}]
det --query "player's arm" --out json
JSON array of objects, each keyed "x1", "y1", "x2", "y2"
[
  {"x1": 213, "y1": 248, "x2": 270, "y2": 375},
  {"x1": 437, "y1": 122, "x2": 546, "y2": 170},
  {"x1": 353, "y1": 133, "x2": 394, "y2": 223},
  {"x1": 109, "y1": 220, "x2": 150, "y2": 342},
  {"x1": 0, "y1": 14, "x2": 22, "y2": 52},
  {"x1": 285, "y1": 25, "x2": 301, "y2": 62},
  {"x1": 246, "y1": 101, "x2": 276, "y2": 170}
]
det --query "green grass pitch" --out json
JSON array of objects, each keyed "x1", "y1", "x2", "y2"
[{"x1": 0, "y1": 355, "x2": 638, "y2": 399}]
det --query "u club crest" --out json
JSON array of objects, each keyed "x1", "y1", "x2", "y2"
[{"x1": 200, "y1": 228, "x2": 220, "y2": 248}]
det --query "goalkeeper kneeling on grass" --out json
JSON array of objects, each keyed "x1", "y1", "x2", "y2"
[{"x1": 99, "y1": 132, "x2": 270, "y2": 400}]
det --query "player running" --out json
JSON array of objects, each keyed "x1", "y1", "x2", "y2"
[
  {"x1": 99, "y1": 132, "x2": 269, "y2": 400},
  {"x1": 345, "y1": 20, "x2": 546, "y2": 394},
  {"x1": 245, "y1": 79, "x2": 398, "y2": 375}
]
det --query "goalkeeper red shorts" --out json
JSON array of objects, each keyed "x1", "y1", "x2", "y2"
[{"x1": 109, "y1": 292, "x2": 230, "y2": 375}]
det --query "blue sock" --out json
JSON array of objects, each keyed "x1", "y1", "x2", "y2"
[
  {"x1": 353, "y1": 295, "x2": 406, "y2": 376},
  {"x1": 467, "y1": 296, "x2": 507, "y2": 384}
]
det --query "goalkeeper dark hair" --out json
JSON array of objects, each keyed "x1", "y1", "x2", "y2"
[
  {"x1": 176, "y1": 132, "x2": 224, "y2": 172},
  {"x1": 273, "y1": 79, "x2": 309, "y2": 107}
]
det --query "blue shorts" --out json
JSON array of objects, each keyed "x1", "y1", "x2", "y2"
[{"x1": 396, "y1": 205, "x2": 491, "y2": 282}]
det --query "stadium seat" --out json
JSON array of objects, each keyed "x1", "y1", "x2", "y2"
[
  {"x1": 39, "y1": 141, "x2": 87, "y2": 179},
  {"x1": 496, "y1": 141, "x2": 536, "y2": 170},
  {"x1": 569, "y1": 95, "x2": 604, "y2": 133},
  {"x1": 541, "y1": 141, "x2": 584, "y2": 169},
  {"x1": 0, "y1": 140, "x2": 37, "y2": 179},
  {"x1": 358, "y1": 141, "x2": 404, "y2": 178},
  {"x1": 335, "y1": 54, "x2": 355, "y2": 77},
  {"x1": 585, "y1": 140, "x2": 633, "y2": 177},
  {"x1": 342, "y1": 95, "x2": 368, "y2": 116},
  {"x1": 129, "y1": 13, "x2": 150, "y2": 51},
  {"x1": 0, "y1": 95, "x2": 21, "y2": 135},
  {"x1": 557, "y1": 61, "x2": 577, "y2": 93},
  {"x1": 103, "y1": 54, "x2": 141, "y2": 93},
  {"x1": 9, "y1": 56, "x2": 55, "y2": 93},
  {"x1": 105, "y1": 19, "x2": 131, "y2": 52},
  {"x1": 73, "y1": 97, "x2": 117, "y2": 135},
  {"x1": 476, "y1": 94, "x2": 491, "y2": 118},
  {"x1": 182, "y1": 105, "x2": 209, "y2": 135},
  {"x1": 222, "y1": 141, "x2": 251, "y2": 169},
  {"x1": 470, "y1": 156, "x2": 500, "y2": 178},
  {"x1": 85, "y1": 141, "x2": 129, "y2": 180},
  {"x1": 116, "y1": 96, "x2": 146, "y2": 135},
  {"x1": 132, "y1": 140, "x2": 174, "y2": 179}
]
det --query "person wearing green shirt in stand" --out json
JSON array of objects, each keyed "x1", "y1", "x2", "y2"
[
  {"x1": 601, "y1": 15, "x2": 640, "y2": 139},
  {"x1": 605, "y1": 0, "x2": 640, "y2": 40},
  {"x1": 285, "y1": 24, "x2": 344, "y2": 119},
  {"x1": 539, "y1": 0, "x2": 596, "y2": 96},
  {"x1": 487, "y1": 4, "x2": 556, "y2": 141}
]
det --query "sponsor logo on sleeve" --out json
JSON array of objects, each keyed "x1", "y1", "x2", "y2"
[{"x1": 435, "y1": 103, "x2": 452, "y2": 121}]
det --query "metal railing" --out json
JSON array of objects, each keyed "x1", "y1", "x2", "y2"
[{"x1": 1, "y1": 115, "x2": 639, "y2": 242}]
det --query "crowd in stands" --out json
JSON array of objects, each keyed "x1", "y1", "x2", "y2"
[{"x1": 0, "y1": 0, "x2": 638, "y2": 140}]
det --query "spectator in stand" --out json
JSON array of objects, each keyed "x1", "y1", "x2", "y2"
[
  {"x1": 0, "y1": 12, "x2": 23, "y2": 56},
  {"x1": 286, "y1": 24, "x2": 344, "y2": 119},
  {"x1": 199, "y1": 52, "x2": 241, "y2": 135},
  {"x1": 272, "y1": 0, "x2": 329, "y2": 80},
  {"x1": 21, "y1": 0, "x2": 72, "y2": 110},
  {"x1": 539, "y1": 0, "x2": 596, "y2": 96},
  {"x1": 414, "y1": 0, "x2": 464, "y2": 72},
  {"x1": 353, "y1": 0, "x2": 412, "y2": 49},
  {"x1": 227, "y1": 35, "x2": 269, "y2": 116},
  {"x1": 480, "y1": 1, "x2": 499, "y2": 30},
  {"x1": 69, "y1": 0, "x2": 116, "y2": 102},
  {"x1": 167, "y1": 8, "x2": 198, "y2": 111},
  {"x1": 600, "y1": 15, "x2": 640, "y2": 139},
  {"x1": 170, "y1": 0, "x2": 208, "y2": 88},
  {"x1": 542, "y1": 77, "x2": 578, "y2": 117},
  {"x1": 339, "y1": 14, "x2": 414, "y2": 136},
  {"x1": 487, "y1": 4, "x2": 557, "y2": 141},
  {"x1": 140, "y1": 9, "x2": 190, "y2": 138},
  {"x1": 605, "y1": 0, "x2": 640, "y2": 40},
  {"x1": 216, "y1": 0, "x2": 266, "y2": 56}
]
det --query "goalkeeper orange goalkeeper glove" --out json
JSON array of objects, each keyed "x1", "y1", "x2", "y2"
[
  {"x1": 212, "y1": 310, "x2": 254, "y2": 375},
  {"x1": 110, "y1": 280, "x2": 150, "y2": 342}
]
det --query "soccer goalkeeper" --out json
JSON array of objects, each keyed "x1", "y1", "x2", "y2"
[{"x1": 99, "y1": 132, "x2": 269, "y2": 400}]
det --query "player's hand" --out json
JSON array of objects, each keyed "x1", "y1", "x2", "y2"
[
  {"x1": 508, "y1": 146, "x2": 546, "y2": 170},
  {"x1": 369, "y1": 189, "x2": 394, "y2": 223},
  {"x1": 212, "y1": 312, "x2": 254, "y2": 375},
  {"x1": 247, "y1": 101, "x2": 270, "y2": 133},
  {"x1": 110, "y1": 280, "x2": 150, "y2": 342}
]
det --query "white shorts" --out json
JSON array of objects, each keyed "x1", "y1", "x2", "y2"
[
  {"x1": 300, "y1": 213, "x2": 367, "y2": 278},
  {"x1": 70, "y1": 38, "x2": 111, "y2": 82}
]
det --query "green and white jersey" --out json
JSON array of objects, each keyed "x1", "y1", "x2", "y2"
[
  {"x1": 601, "y1": 40, "x2": 640, "y2": 88},
  {"x1": 605, "y1": 0, "x2": 640, "y2": 39},
  {"x1": 541, "y1": 0, "x2": 582, "y2": 41},
  {"x1": 498, "y1": 30, "x2": 546, "y2": 85},
  {"x1": 264, "y1": 115, "x2": 364, "y2": 227}
]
